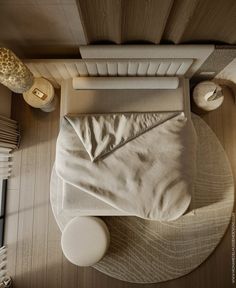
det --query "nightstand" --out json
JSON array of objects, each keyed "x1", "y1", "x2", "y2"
[
  {"x1": 23, "y1": 77, "x2": 56, "y2": 112},
  {"x1": 192, "y1": 81, "x2": 224, "y2": 113}
]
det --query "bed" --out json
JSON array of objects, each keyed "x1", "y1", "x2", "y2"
[
  {"x1": 50, "y1": 76, "x2": 197, "y2": 221},
  {"x1": 46, "y1": 45, "x2": 215, "y2": 223}
]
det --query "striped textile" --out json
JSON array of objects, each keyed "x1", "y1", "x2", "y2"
[{"x1": 0, "y1": 115, "x2": 19, "y2": 180}]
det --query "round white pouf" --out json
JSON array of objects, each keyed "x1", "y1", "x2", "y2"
[
  {"x1": 61, "y1": 216, "x2": 110, "y2": 267},
  {"x1": 193, "y1": 81, "x2": 224, "y2": 112}
]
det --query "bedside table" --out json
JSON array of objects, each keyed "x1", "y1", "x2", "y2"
[
  {"x1": 23, "y1": 77, "x2": 56, "y2": 112},
  {"x1": 192, "y1": 81, "x2": 224, "y2": 113}
]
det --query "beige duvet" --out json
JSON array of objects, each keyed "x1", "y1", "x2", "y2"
[{"x1": 55, "y1": 112, "x2": 197, "y2": 221}]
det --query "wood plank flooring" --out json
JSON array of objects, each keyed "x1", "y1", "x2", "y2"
[{"x1": 5, "y1": 87, "x2": 236, "y2": 288}]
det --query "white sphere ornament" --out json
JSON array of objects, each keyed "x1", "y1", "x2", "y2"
[{"x1": 193, "y1": 81, "x2": 224, "y2": 112}]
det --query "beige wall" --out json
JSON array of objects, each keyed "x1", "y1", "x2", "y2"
[{"x1": 0, "y1": 84, "x2": 12, "y2": 117}]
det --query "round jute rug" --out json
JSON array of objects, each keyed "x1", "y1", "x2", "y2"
[{"x1": 51, "y1": 114, "x2": 234, "y2": 283}]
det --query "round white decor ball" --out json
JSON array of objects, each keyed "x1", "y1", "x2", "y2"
[{"x1": 193, "y1": 81, "x2": 224, "y2": 112}]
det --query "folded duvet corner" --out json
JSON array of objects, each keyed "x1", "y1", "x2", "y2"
[{"x1": 56, "y1": 112, "x2": 197, "y2": 221}]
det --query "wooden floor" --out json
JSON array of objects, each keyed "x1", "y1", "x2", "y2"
[{"x1": 5, "y1": 87, "x2": 236, "y2": 288}]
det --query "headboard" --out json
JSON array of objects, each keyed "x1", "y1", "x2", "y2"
[{"x1": 24, "y1": 45, "x2": 214, "y2": 89}]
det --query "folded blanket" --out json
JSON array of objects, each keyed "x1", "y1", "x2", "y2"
[{"x1": 55, "y1": 112, "x2": 197, "y2": 221}]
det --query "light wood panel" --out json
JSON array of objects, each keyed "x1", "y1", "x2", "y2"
[
  {"x1": 163, "y1": 0, "x2": 199, "y2": 43},
  {"x1": 3, "y1": 86, "x2": 235, "y2": 287},
  {"x1": 77, "y1": 0, "x2": 174, "y2": 44},
  {"x1": 77, "y1": 0, "x2": 236, "y2": 45},
  {"x1": 78, "y1": 0, "x2": 122, "y2": 43},
  {"x1": 164, "y1": 0, "x2": 236, "y2": 44},
  {"x1": 1, "y1": 0, "x2": 236, "y2": 58},
  {"x1": 180, "y1": 0, "x2": 236, "y2": 44},
  {"x1": 121, "y1": 0, "x2": 174, "y2": 43},
  {"x1": 0, "y1": 0, "x2": 87, "y2": 57}
]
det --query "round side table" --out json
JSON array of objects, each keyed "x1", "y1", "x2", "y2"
[
  {"x1": 192, "y1": 81, "x2": 224, "y2": 114},
  {"x1": 23, "y1": 77, "x2": 56, "y2": 112}
]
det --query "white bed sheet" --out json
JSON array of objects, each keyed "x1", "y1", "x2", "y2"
[{"x1": 53, "y1": 78, "x2": 191, "y2": 216}]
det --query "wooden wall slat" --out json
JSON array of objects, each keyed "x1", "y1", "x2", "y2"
[
  {"x1": 77, "y1": 0, "x2": 236, "y2": 45},
  {"x1": 77, "y1": 0, "x2": 174, "y2": 44},
  {"x1": 181, "y1": 0, "x2": 236, "y2": 44},
  {"x1": 163, "y1": 0, "x2": 199, "y2": 43},
  {"x1": 163, "y1": 0, "x2": 236, "y2": 44},
  {"x1": 1, "y1": 0, "x2": 236, "y2": 57},
  {"x1": 78, "y1": 0, "x2": 121, "y2": 43},
  {"x1": 121, "y1": 0, "x2": 174, "y2": 44}
]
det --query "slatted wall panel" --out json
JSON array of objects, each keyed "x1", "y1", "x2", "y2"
[{"x1": 25, "y1": 59, "x2": 193, "y2": 87}]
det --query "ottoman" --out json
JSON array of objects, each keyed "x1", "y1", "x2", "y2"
[{"x1": 61, "y1": 216, "x2": 110, "y2": 266}]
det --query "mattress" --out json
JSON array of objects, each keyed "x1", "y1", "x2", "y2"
[{"x1": 53, "y1": 78, "x2": 191, "y2": 216}]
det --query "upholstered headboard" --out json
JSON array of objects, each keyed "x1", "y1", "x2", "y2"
[
  {"x1": 24, "y1": 45, "x2": 214, "y2": 89},
  {"x1": 25, "y1": 58, "x2": 192, "y2": 89}
]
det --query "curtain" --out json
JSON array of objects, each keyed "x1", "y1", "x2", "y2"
[
  {"x1": 0, "y1": 115, "x2": 19, "y2": 180},
  {"x1": 0, "y1": 246, "x2": 12, "y2": 287}
]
